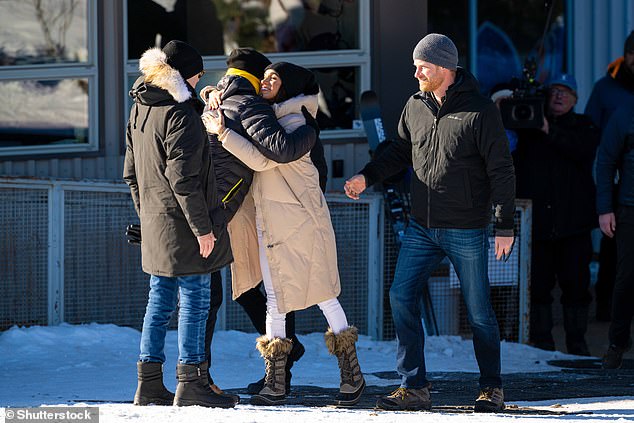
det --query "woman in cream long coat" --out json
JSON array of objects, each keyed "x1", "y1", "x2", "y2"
[{"x1": 203, "y1": 62, "x2": 365, "y2": 407}]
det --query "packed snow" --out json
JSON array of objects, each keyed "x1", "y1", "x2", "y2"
[{"x1": 0, "y1": 323, "x2": 633, "y2": 421}]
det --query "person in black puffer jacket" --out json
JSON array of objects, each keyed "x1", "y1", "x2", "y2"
[{"x1": 199, "y1": 48, "x2": 319, "y2": 396}]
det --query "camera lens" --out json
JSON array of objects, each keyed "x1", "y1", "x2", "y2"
[{"x1": 512, "y1": 104, "x2": 534, "y2": 121}]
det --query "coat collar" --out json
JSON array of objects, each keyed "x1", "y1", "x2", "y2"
[{"x1": 272, "y1": 94, "x2": 319, "y2": 119}]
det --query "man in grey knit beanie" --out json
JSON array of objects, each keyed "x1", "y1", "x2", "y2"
[
  {"x1": 408, "y1": 33, "x2": 460, "y2": 97},
  {"x1": 345, "y1": 31, "x2": 514, "y2": 413},
  {"x1": 412, "y1": 33, "x2": 458, "y2": 70}
]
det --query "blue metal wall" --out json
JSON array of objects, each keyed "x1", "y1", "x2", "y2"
[{"x1": 571, "y1": 0, "x2": 634, "y2": 110}]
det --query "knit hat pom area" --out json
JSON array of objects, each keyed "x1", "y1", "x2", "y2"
[
  {"x1": 412, "y1": 33, "x2": 458, "y2": 70},
  {"x1": 162, "y1": 40, "x2": 203, "y2": 80},
  {"x1": 226, "y1": 48, "x2": 272, "y2": 80}
]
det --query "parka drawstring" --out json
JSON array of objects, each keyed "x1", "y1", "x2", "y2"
[
  {"x1": 132, "y1": 103, "x2": 139, "y2": 129},
  {"x1": 140, "y1": 106, "x2": 152, "y2": 132}
]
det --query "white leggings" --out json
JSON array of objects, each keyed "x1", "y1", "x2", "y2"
[{"x1": 257, "y1": 226, "x2": 349, "y2": 339}]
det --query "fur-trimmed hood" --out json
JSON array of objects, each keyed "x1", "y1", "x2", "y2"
[{"x1": 137, "y1": 47, "x2": 193, "y2": 103}]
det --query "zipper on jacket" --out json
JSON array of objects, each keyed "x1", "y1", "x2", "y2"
[
  {"x1": 427, "y1": 117, "x2": 438, "y2": 228},
  {"x1": 222, "y1": 178, "x2": 243, "y2": 207}
]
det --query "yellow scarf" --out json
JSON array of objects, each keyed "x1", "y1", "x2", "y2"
[{"x1": 226, "y1": 68, "x2": 261, "y2": 94}]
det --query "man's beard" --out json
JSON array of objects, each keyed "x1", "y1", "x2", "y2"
[{"x1": 419, "y1": 74, "x2": 444, "y2": 92}]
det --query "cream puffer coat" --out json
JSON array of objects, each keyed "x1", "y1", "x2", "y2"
[{"x1": 223, "y1": 94, "x2": 340, "y2": 313}]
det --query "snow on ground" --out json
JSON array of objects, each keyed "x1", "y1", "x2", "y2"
[{"x1": 0, "y1": 323, "x2": 633, "y2": 422}]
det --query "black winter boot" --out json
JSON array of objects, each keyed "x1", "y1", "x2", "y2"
[
  {"x1": 325, "y1": 326, "x2": 366, "y2": 406},
  {"x1": 246, "y1": 336, "x2": 305, "y2": 395},
  {"x1": 133, "y1": 361, "x2": 175, "y2": 406},
  {"x1": 563, "y1": 305, "x2": 591, "y2": 356},
  {"x1": 250, "y1": 336, "x2": 293, "y2": 406},
  {"x1": 174, "y1": 362, "x2": 237, "y2": 408},
  {"x1": 529, "y1": 304, "x2": 555, "y2": 351},
  {"x1": 602, "y1": 340, "x2": 632, "y2": 369}
]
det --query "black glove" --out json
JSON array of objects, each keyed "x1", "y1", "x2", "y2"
[
  {"x1": 126, "y1": 223, "x2": 141, "y2": 245},
  {"x1": 301, "y1": 105, "x2": 320, "y2": 138}
]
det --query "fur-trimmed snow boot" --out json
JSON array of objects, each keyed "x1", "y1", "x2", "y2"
[
  {"x1": 325, "y1": 326, "x2": 365, "y2": 406},
  {"x1": 174, "y1": 361, "x2": 237, "y2": 408},
  {"x1": 250, "y1": 336, "x2": 293, "y2": 406},
  {"x1": 246, "y1": 337, "x2": 305, "y2": 395},
  {"x1": 133, "y1": 361, "x2": 175, "y2": 406}
]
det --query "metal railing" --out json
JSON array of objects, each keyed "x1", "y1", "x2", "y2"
[{"x1": 0, "y1": 178, "x2": 529, "y2": 342}]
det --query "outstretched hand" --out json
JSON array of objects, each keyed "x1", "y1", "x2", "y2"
[
  {"x1": 301, "y1": 106, "x2": 320, "y2": 138},
  {"x1": 344, "y1": 174, "x2": 367, "y2": 200}
]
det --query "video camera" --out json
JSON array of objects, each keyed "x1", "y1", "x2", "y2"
[{"x1": 498, "y1": 58, "x2": 547, "y2": 129}]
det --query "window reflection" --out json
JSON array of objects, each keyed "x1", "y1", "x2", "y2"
[
  {"x1": 312, "y1": 67, "x2": 357, "y2": 130},
  {"x1": 477, "y1": 0, "x2": 565, "y2": 95},
  {"x1": 127, "y1": 0, "x2": 359, "y2": 59},
  {"x1": 0, "y1": 79, "x2": 89, "y2": 146},
  {"x1": 128, "y1": 0, "x2": 224, "y2": 59},
  {"x1": 428, "y1": 0, "x2": 566, "y2": 96},
  {"x1": 0, "y1": 1, "x2": 88, "y2": 66}
]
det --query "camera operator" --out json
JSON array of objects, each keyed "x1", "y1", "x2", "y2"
[{"x1": 512, "y1": 74, "x2": 600, "y2": 355}]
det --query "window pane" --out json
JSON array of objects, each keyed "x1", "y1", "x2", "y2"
[
  {"x1": 428, "y1": 0, "x2": 469, "y2": 70},
  {"x1": 312, "y1": 66, "x2": 358, "y2": 130},
  {"x1": 127, "y1": 0, "x2": 359, "y2": 59},
  {"x1": 428, "y1": 0, "x2": 566, "y2": 95},
  {"x1": 477, "y1": 0, "x2": 566, "y2": 95},
  {"x1": 0, "y1": 79, "x2": 89, "y2": 147},
  {"x1": 0, "y1": 1, "x2": 88, "y2": 66}
]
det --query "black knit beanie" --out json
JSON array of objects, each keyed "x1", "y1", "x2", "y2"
[
  {"x1": 265, "y1": 62, "x2": 319, "y2": 103},
  {"x1": 162, "y1": 40, "x2": 203, "y2": 80},
  {"x1": 625, "y1": 30, "x2": 634, "y2": 55},
  {"x1": 226, "y1": 48, "x2": 271, "y2": 80}
]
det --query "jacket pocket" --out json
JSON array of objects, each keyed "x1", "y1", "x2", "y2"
[{"x1": 260, "y1": 169, "x2": 303, "y2": 206}]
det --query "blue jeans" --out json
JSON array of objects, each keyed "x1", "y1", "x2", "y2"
[
  {"x1": 390, "y1": 220, "x2": 502, "y2": 389},
  {"x1": 139, "y1": 274, "x2": 211, "y2": 364}
]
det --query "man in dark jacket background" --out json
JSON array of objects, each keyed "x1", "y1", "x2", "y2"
[
  {"x1": 123, "y1": 40, "x2": 235, "y2": 408},
  {"x1": 344, "y1": 33, "x2": 515, "y2": 413},
  {"x1": 513, "y1": 74, "x2": 599, "y2": 356},
  {"x1": 595, "y1": 105, "x2": 634, "y2": 369},
  {"x1": 585, "y1": 31, "x2": 634, "y2": 321}
]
